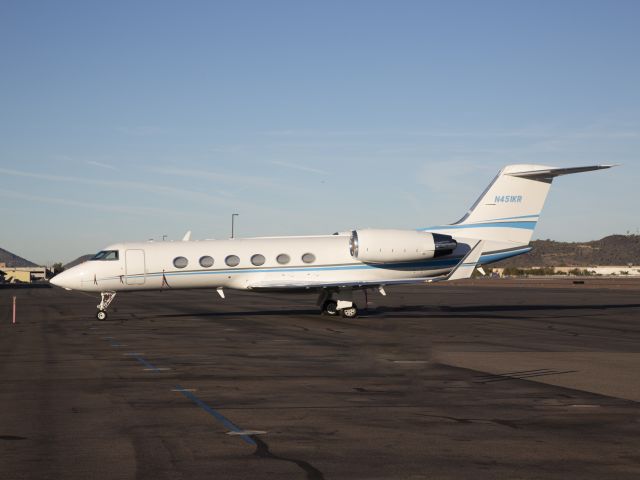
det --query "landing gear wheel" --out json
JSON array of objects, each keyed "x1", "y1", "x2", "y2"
[
  {"x1": 340, "y1": 304, "x2": 358, "y2": 318},
  {"x1": 96, "y1": 292, "x2": 116, "y2": 321},
  {"x1": 322, "y1": 300, "x2": 338, "y2": 316}
]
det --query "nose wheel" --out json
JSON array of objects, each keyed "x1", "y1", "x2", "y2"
[{"x1": 96, "y1": 291, "x2": 117, "y2": 321}]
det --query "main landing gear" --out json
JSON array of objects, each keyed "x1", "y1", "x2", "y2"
[
  {"x1": 340, "y1": 304, "x2": 358, "y2": 318},
  {"x1": 321, "y1": 300, "x2": 339, "y2": 316},
  {"x1": 321, "y1": 299, "x2": 358, "y2": 317},
  {"x1": 96, "y1": 291, "x2": 117, "y2": 320},
  {"x1": 318, "y1": 289, "x2": 359, "y2": 318}
]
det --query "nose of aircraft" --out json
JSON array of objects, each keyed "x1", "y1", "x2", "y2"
[{"x1": 50, "y1": 266, "x2": 84, "y2": 290}]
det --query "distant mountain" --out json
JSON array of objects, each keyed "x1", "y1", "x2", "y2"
[
  {"x1": 496, "y1": 235, "x2": 640, "y2": 268},
  {"x1": 0, "y1": 247, "x2": 38, "y2": 268},
  {"x1": 64, "y1": 254, "x2": 93, "y2": 270}
]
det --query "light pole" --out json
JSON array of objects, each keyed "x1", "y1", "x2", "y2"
[{"x1": 231, "y1": 213, "x2": 239, "y2": 239}]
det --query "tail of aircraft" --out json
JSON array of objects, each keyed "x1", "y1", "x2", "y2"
[{"x1": 445, "y1": 164, "x2": 614, "y2": 246}]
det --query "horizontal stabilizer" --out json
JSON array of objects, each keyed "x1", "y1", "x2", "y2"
[{"x1": 507, "y1": 165, "x2": 616, "y2": 182}]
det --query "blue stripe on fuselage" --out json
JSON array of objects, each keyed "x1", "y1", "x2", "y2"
[{"x1": 420, "y1": 221, "x2": 537, "y2": 231}]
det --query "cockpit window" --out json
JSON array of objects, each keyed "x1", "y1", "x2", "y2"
[{"x1": 91, "y1": 250, "x2": 119, "y2": 261}]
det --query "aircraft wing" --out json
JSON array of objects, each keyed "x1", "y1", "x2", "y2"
[{"x1": 247, "y1": 240, "x2": 484, "y2": 291}]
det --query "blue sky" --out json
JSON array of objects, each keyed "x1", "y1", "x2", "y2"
[{"x1": 1, "y1": 0, "x2": 639, "y2": 264}]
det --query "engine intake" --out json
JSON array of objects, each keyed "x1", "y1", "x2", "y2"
[{"x1": 349, "y1": 229, "x2": 457, "y2": 263}]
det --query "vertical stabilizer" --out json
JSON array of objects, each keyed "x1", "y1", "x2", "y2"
[{"x1": 426, "y1": 164, "x2": 614, "y2": 247}]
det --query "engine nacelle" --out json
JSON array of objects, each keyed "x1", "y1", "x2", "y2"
[{"x1": 349, "y1": 229, "x2": 457, "y2": 263}]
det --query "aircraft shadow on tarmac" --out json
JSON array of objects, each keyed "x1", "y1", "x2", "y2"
[
  {"x1": 150, "y1": 309, "x2": 324, "y2": 319},
  {"x1": 366, "y1": 303, "x2": 640, "y2": 319},
  {"x1": 138, "y1": 303, "x2": 640, "y2": 321},
  {"x1": 376, "y1": 303, "x2": 640, "y2": 313}
]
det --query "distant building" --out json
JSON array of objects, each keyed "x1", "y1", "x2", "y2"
[
  {"x1": 0, "y1": 264, "x2": 48, "y2": 284},
  {"x1": 491, "y1": 266, "x2": 640, "y2": 277},
  {"x1": 554, "y1": 266, "x2": 640, "y2": 276}
]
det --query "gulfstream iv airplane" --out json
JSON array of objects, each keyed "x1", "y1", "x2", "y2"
[{"x1": 51, "y1": 164, "x2": 613, "y2": 320}]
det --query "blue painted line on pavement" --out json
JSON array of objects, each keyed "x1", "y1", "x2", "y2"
[
  {"x1": 103, "y1": 339, "x2": 254, "y2": 446},
  {"x1": 131, "y1": 354, "x2": 161, "y2": 372},
  {"x1": 175, "y1": 385, "x2": 256, "y2": 446}
]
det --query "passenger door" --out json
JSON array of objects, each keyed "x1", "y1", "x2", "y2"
[{"x1": 125, "y1": 249, "x2": 146, "y2": 285}]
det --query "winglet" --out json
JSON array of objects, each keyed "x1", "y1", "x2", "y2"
[
  {"x1": 445, "y1": 240, "x2": 484, "y2": 281},
  {"x1": 182, "y1": 230, "x2": 192, "y2": 242}
]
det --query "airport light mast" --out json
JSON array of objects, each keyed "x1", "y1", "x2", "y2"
[{"x1": 231, "y1": 213, "x2": 239, "y2": 239}]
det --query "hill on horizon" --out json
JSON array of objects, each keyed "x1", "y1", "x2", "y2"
[
  {"x1": 0, "y1": 247, "x2": 38, "y2": 268},
  {"x1": 495, "y1": 235, "x2": 640, "y2": 268},
  {"x1": 64, "y1": 254, "x2": 93, "y2": 270}
]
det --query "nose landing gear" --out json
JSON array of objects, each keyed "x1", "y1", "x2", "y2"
[{"x1": 97, "y1": 291, "x2": 117, "y2": 320}]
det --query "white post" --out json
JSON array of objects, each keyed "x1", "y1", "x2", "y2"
[{"x1": 231, "y1": 213, "x2": 239, "y2": 239}]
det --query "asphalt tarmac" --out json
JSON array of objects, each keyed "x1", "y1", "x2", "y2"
[{"x1": 1, "y1": 279, "x2": 640, "y2": 479}]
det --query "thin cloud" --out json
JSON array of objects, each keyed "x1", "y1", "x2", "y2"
[
  {"x1": 0, "y1": 167, "x2": 265, "y2": 210},
  {"x1": 208, "y1": 145, "x2": 249, "y2": 154},
  {"x1": 417, "y1": 160, "x2": 492, "y2": 193},
  {"x1": 116, "y1": 125, "x2": 164, "y2": 136},
  {"x1": 0, "y1": 189, "x2": 196, "y2": 217},
  {"x1": 270, "y1": 160, "x2": 327, "y2": 175},
  {"x1": 262, "y1": 127, "x2": 640, "y2": 140},
  {"x1": 152, "y1": 166, "x2": 280, "y2": 188},
  {"x1": 86, "y1": 160, "x2": 117, "y2": 170},
  {"x1": 264, "y1": 129, "x2": 370, "y2": 137},
  {"x1": 148, "y1": 165, "x2": 323, "y2": 206}
]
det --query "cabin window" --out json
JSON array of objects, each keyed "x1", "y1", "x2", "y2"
[
  {"x1": 251, "y1": 254, "x2": 265, "y2": 266},
  {"x1": 225, "y1": 255, "x2": 240, "y2": 267},
  {"x1": 276, "y1": 253, "x2": 290, "y2": 265},
  {"x1": 91, "y1": 250, "x2": 119, "y2": 261},
  {"x1": 302, "y1": 252, "x2": 316, "y2": 264},
  {"x1": 173, "y1": 256, "x2": 188, "y2": 269},
  {"x1": 199, "y1": 256, "x2": 214, "y2": 268}
]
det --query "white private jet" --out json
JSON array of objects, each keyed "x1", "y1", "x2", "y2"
[{"x1": 50, "y1": 164, "x2": 614, "y2": 320}]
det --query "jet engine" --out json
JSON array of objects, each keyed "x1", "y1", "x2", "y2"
[{"x1": 349, "y1": 229, "x2": 457, "y2": 263}]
